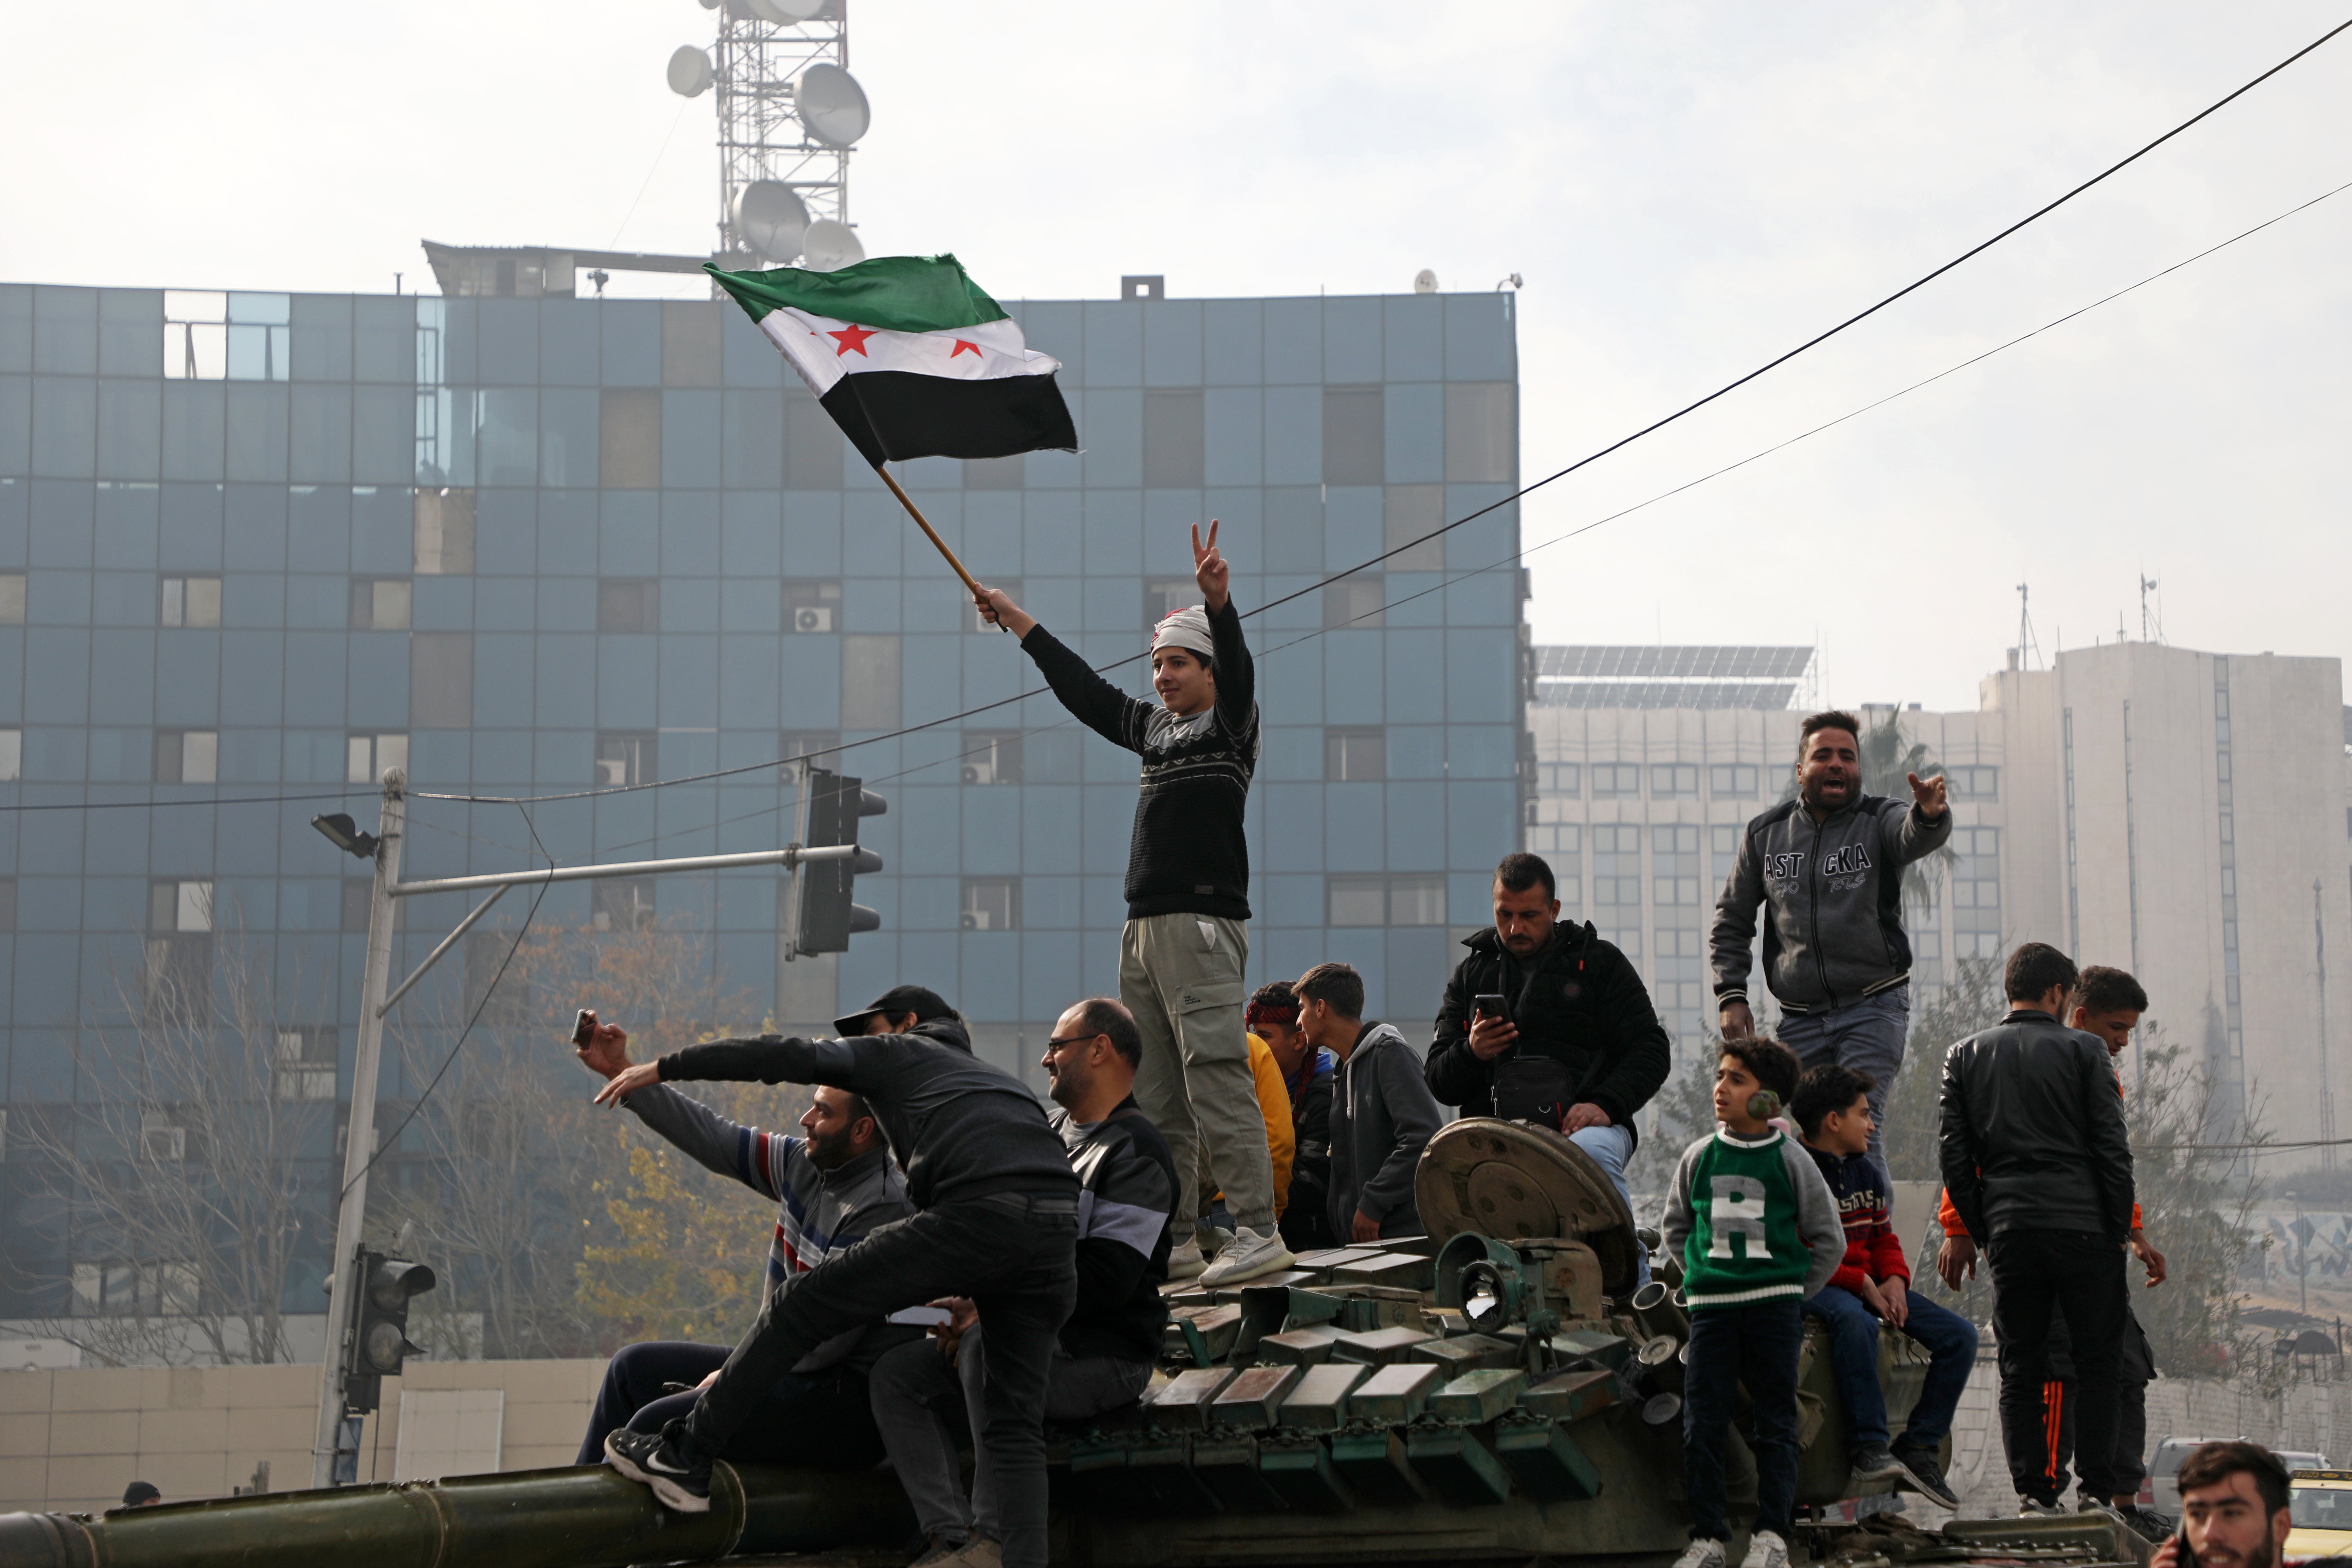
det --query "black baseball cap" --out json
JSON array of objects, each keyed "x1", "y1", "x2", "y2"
[
  {"x1": 835, "y1": 985, "x2": 957, "y2": 1038},
  {"x1": 122, "y1": 1481, "x2": 161, "y2": 1507}
]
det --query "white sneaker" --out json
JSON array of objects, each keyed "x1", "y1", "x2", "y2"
[
  {"x1": 1196, "y1": 1225, "x2": 1294, "y2": 1286},
  {"x1": 1672, "y1": 1539, "x2": 1728, "y2": 1568},
  {"x1": 1165, "y1": 1239, "x2": 1206, "y2": 1281},
  {"x1": 1740, "y1": 1529, "x2": 1787, "y2": 1568}
]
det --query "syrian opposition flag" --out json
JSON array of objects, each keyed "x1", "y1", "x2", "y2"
[{"x1": 707, "y1": 254, "x2": 1078, "y2": 468}]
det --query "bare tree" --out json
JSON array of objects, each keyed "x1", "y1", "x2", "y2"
[
  {"x1": 6, "y1": 920, "x2": 332, "y2": 1366},
  {"x1": 381, "y1": 913, "x2": 762, "y2": 1360}
]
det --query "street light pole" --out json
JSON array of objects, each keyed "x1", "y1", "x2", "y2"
[{"x1": 312, "y1": 768, "x2": 407, "y2": 1488}]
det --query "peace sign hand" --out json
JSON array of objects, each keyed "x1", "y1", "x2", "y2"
[{"x1": 1191, "y1": 519, "x2": 1229, "y2": 612}]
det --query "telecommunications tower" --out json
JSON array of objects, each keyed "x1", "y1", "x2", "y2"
[{"x1": 666, "y1": 0, "x2": 872, "y2": 271}]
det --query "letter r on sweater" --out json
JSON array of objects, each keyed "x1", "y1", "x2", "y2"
[{"x1": 1708, "y1": 1174, "x2": 1772, "y2": 1259}]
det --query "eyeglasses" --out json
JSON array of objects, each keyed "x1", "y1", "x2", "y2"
[{"x1": 1043, "y1": 1033, "x2": 1104, "y2": 1054}]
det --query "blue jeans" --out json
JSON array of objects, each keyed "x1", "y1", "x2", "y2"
[
  {"x1": 1801, "y1": 1284, "x2": 1979, "y2": 1454},
  {"x1": 1570, "y1": 1122, "x2": 1650, "y2": 1285},
  {"x1": 1684, "y1": 1297, "x2": 1804, "y2": 1542},
  {"x1": 1775, "y1": 987, "x2": 1909, "y2": 1170}
]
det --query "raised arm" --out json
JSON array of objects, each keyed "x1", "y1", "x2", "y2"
[
  {"x1": 977, "y1": 581, "x2": 1149, "y2": 751},
  {"x1": 1194, "y1": 521, "x2": 1255, "y2": 733},
  {"x1": 575, "y1": 1017, "x2": 791, "y2": 1198},
  {"x1": 1887, "y1": 778, "x2": 1953, "y2": 865}
]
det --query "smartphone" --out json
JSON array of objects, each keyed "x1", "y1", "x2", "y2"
[
  {"x1": 2172, "y1": 1535, "x2": 2198, "y2": 1568},
  {"x1": 887, "y1": 1305, "x2": 955, "y2": 1328},
  {"x1": 1474, "y1": 993, "x2": 1510, "y2": 1024},
  {"x1": 571, "y1": 1009, "x2": 597, "y2": 1048}
]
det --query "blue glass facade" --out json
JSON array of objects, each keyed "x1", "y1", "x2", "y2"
[{"x1": 0, "y1": 281, "x2": 1520, "y2": 1313}]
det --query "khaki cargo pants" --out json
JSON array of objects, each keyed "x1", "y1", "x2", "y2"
[{"x1": 1118, "y1": 912, "x2": 1275, "y2": 1232}]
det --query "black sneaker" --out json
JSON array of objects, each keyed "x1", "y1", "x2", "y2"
[
  {"x1": 2116, "y1": 1505, "x2": 2174, "y2": 1543},
  {"x1": 1890, "y1": 1446, "x2": 1961, "y2": 1508},
  {"x1": 605, "y1": 1422, "x2": 712, "y2": 1513}
]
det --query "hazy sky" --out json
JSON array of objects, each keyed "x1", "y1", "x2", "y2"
[{"x1": 5, "y1": 2, "x2": 2348, "y2": 711}]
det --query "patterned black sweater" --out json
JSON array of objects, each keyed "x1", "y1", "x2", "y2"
[{"x1": 1020, "y1": 598, "x2": 1259, "y2": 920}]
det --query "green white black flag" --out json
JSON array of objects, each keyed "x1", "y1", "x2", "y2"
[{"x1": 706, "y1": 254, "x2": 1078, "y2": 468}]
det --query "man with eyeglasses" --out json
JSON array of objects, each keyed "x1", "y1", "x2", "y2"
[{"x1": 869, "y1": 997, "x2": 1177, "y2": 1568}]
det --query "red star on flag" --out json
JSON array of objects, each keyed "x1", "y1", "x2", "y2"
[
  {"x1": 828, "y1": 323, "x2": 877, "y2": 356},
  {"x1": 950, "y1": 339, "x2": 981, "y2": 358}
]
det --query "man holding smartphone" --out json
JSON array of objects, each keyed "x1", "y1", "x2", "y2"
[
  {"x1": 2151, "y1": 1442, "x2": 2299, "y2": 1568},
  {"x1": 1425, "y1": 852, "x2": 1672, "y2": 1274}
]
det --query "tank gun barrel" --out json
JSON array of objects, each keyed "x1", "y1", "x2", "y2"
[{"x1": 0, "y1": 1459, "x2": 911, "y2": 1568}]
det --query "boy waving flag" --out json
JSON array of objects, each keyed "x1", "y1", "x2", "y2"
[{"x1": 708, "y1": 254, "x2": 1077, "y2": 467}]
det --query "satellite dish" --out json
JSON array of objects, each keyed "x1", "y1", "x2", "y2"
[
  {"x1": 800, "y1": 220, "x2": 865, "y2": 273},
  {"x1": 666, "y1": 46, "x2": 714, "y2": 98},
  {"x1": 793, "y1": 63, "x2": 871, "y2": 147},
  {"x1": 744, "y1": 0, "x2": 827, "y2": 20},
  {"x1": 1414, "y1": 269, "x2": 1438, "y2": 294},
  {"x1": 733, "y1": 181, "x2": 812, "y2": 264}
]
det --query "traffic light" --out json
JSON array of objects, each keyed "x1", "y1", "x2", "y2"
[
  {"x1": 797, "y1": 767, "x2": 886, "y2": 954},
  {"x1": 342, "y1": 1250, "x2": 436, "y2": 1414}
]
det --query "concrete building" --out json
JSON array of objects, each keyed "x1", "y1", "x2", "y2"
[{"x1": 1525, "y1": 640, "x2": 2351, "y2": 1147}]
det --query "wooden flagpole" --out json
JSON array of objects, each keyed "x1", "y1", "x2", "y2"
[{"x1": 870, "y1": 460, "x2": 1009, "y2": 632}]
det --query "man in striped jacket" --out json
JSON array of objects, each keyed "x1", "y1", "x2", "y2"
[
  {"x1": 870, "y1": 996, "x2": 1177, "y2": 1568},
  {"x1": 572, "y1": 1010, "x2": 917, "y2": 1468}
]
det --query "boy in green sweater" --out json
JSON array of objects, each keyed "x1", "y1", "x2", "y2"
[{"x1": 1662, "y1": 1037, "x2": 1845, "y2": 1568}]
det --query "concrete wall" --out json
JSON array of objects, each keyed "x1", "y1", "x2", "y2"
[{"x1": 0, "y1": 1358, "x2": 602, "y2": 1516}]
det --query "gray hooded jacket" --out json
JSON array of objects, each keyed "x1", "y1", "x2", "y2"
[
  {"x1": 1710, "y1": 792, "x2": 1951, "y2": 1015},
  {"x1": 1328, "y1": 1021, "x2": 1446, "y2": 1239}
]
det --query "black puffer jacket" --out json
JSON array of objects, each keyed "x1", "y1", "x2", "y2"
[
  {"x1": 1938, "y1": 1008, "x2": 2135, "y2": 1244},
  {"x1": 1424, "y1": 921, "x2": 1673, "y2": 1145}
]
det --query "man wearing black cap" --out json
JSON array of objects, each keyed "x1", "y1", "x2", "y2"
[
  {"x1": 120, "y1": 1481, "x2": 162, "y2": 1508},
  {"x1": 590, "y1": 986, "x2": 1080, "y2": 1568}
]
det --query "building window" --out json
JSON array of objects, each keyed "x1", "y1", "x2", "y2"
[
  {"x1": 783, "y1": 579, "x2": 841, "y2": 634},
  {"x1": 146, "y1": 880, "x2": 214, "y2": 1021},
  {"x1": 1942, "y1": 764, "x2": 1999, "y2": 801},
  {"x1": 961, "y1": 731, "x2": 1022, "y2": 785},
  {"x1": 342, "y1": 877, "x2": 374, "y2": 932},
  {"x1": 1142, "y1": 390, "x2": 1205, "y2": 488},
  {"x1": 1709, "y1": 763, "x2": 1758, "y2": 798},
  {"x1": 414, "y1": 488, "x2": 475, "y2": 575},
  {"x1": 1525, "y1": 815, "x2": 1581, "y2": 904},
  {"x1": 0, "y1": 573, "x2": 24, "y2": 624},
  {"x1": 1323, "y1": 386, "x2": 1384, "y2": 485},
  {"x1": 350, "y1": 578, "x2": 412, "y2": 630},
  {"x1": 274, "y1": 1028, "x2": 337, "y2": 1102},
  {"x1": 464, "y1": 931, "x2": 531, "y2": 1028},
  {"x1": 150, "y1": 879, "x2": 213, "y2": 933},
  {"x1": 1390, "y1": 874, "x2": 1446, "y2": 926},
  {"x1": 1591, "y1": 825, "x2": 1641, "y2": 908},
  {"x1": 1325, "y1": 728, "x2": 1385, "y2": 782},
  {"x1": 346, "y1": 733, "x2": 409, "y2": 785},
  {"x1": 1326, "y1": 874, "x2": 1443, "y2": 927},
  {"x1": 1444, "y1": 383, "x2": 1515, "y2": 483},
  {"x1": 592, "y1": 878, "x2": 656, "y2": 932},
  {"x1": 1144, "y1": 578, "x2": 1198, "y2": 625},
  {"x1": 973, "y1": 579, "x2": 1018, "y2": 634},
  {"x1": 600, "y1": 388, "x2": 662, "y2": 488},
  {"x1": 1953, "y1": 824, "x2": 2001, "y2": 939},
  {"x1": 842, "y1": 635, "x2": 902, "y2": 730},
  {"x1": 1649, "y1": 763, "x2": 1698, "y2": 798},
  {"x1": 0, "y1": 729, "x2": 18, "y2": 783},
  {"x1": 154, "y1": 730, "x2": 219, "y2": 785},
  {"x1": 0, "y1": 876, "x2": 16, "y2": 932},
  {"x1": 1591, "y1": 763, "x2": 1640, "y2": 798},
  {"x1": 961, "y1": 878, "x2": 1020, "y2": 931},
  {"x1": 410, "y1": 632, "x2": 472, "y2": 727},
  {"x1": 1653, "y1": 925, "x2": 1707, "y2": 1014},
  {"x1": 786, "y1": 397, "x2": 845, "y2": 488},
  {"x1": 1652, "y1": 823, "x2": 1701, "y2": 906},
  {"x1": 965, "y1": 454, "x2": 1025, "y2": 489},
  {"x1": 160, "y1": 575, "x2": 223, "y2": 628},
  {"x1": 598, "y1": 579, "x2": 658, "y2": 634},
  {"x1": 1324, "y1": 577, "x2": 1384, "y2": 630},
  {"x1": 779, "y1": 731, "x2": 841, "y2": 779},
  {"x1": 595, "y1": 732, "x2": 657, "y2": 788},
  {"x1": 1383, "y1": 485, "x2": 1444, "y2": 571},
  {"x1": 1539, "y1": 761, "x2": 1581, "y2": 797},
  {"x1": 1711, "y1": 822, "x2": 1741, "y2": 882}
]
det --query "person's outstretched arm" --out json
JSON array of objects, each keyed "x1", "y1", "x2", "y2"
[
  {"x1": 575, "y1": 1017, "x2": 790, "y2": 1199},
  {"x1": 975, "y1": 583, "x2": 1149, "y2": 750}
]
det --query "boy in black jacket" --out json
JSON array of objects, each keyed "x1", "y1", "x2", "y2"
[
  {"x1": 1426, "y1": 852, "x2": 1671, "y2": 1276},
  {"x1": 590, "y1": 986, "x2": 1078, "y2": 1568},
  {"x1": 869, "y1": 997, "x2": 1176, "y2": 1568},
  {"x1": 976, "y1": 523, "x2": 1285, "y2": 1289}
]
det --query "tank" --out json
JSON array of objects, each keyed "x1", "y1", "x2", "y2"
[{"x1": 0, "y1": 1119, "x2": 2151, "y2": 1568}]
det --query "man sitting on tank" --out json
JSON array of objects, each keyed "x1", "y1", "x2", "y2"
[
  {"x1": 868, "y1": 996, "x2": 1177, "y2": 1568},
  {"x1": 570, "y1": 1006, "x2": 920, "y2": 1471},
  {"x1": 1425, "y1": 851, "x2": 1672, "y2": 1278}
]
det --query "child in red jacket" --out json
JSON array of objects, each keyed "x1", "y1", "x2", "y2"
[{"x1": 1792, "y1": 1064, "x2": 1977, "y2": 1507}]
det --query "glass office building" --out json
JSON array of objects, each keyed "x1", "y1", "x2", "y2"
[{"x1": 0, "y1": 279, "x2": 1522, "y2": 1317}]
